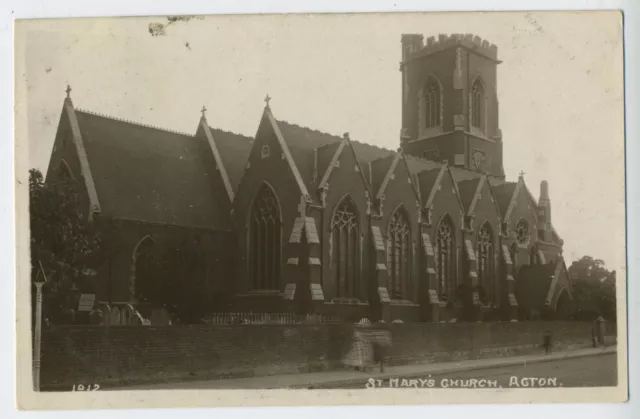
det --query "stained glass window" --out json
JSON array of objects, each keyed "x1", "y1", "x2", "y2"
[
  {"x1": 387, "y1": 208, "x2": 411, "y2": 300},
  {"x1": 435, "y1": 215, "x2": 455, "y2": 301},
  {"x1": 515, "y1": 219, "x2": 529, "y2": 245},
  {"x1": 249, "y1": 183, "x2": 282, "y2": 290},
  {"x1": 476, "y1": 222, "x2": 494, "y2": 305},
  {"x1": 332, "y1": 197, "x2": 359, "y2": 298}
]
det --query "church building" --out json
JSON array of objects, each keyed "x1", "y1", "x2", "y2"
[{"x1": 43, "y1": 33, "x2": 573, "y2": 324}]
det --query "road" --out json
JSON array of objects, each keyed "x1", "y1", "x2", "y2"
[
  {"x1": 103, "y1": 351, "x2": 617, "y2": 391},
  {"x1": 321, "y1": 353, "x2": 617, "y2": 389}
]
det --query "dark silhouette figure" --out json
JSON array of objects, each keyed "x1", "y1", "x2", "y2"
[{"x1": 543, "y1": 329, "x2": 553, "y2": 354}]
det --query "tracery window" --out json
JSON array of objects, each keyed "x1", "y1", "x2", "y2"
[
  {"x1": 434, "y1": 215, "x2": 455, "y2": 301},
  {"x1": 515, "y1": 219, "x2": 529, "y2": 246},
  {"x1": 471, "y1": 79, "x2": 485, "y2": 130},
  {"x1": 386, "y1": 208, "x2": 411, "y2": 300},
  {"x1": 249, "y1": 183, "x2": 282, "y2": 290},
  {"x1": 476, "y1": 222, "x2": 494, "y2": 305},
  {"x1": 331, "y1": 197, "x2": 359, "y2": 298}
]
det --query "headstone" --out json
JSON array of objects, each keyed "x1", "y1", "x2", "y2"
[{"x1": 77, "y1": 294, "x2": 95, "y2": 312}]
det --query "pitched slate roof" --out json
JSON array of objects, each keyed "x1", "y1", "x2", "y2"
[
  {"x1": 457, "y1": 177, "x2": 482, "y2": 213},
  {"x1": 493, "y1": 181, "x2": 517, "y2": 216},
  {"x1": 75, "y1": 110, "x2": 230, "y2": 229},
  {"x1": 316, "y1": 141, "x2": 343, "y2": 188},
  {"x1": 275, "y1": 120, "x2": 342, "y2": 192},
  {"x1": 351, "y1": 141, "x2": 396, "y2": 166},
  {"x1": 207, "y1": 126, "x2": 253, "y2": 193},
  {"x1": 274, "y1": 119, "x2": 394, "y2": 192},
  {"x1": 369, "y1": 155, "x2": 396, "y2": 197},
  {"x1": 417, "y1": 168, "x2": 442, "y2": 202}
]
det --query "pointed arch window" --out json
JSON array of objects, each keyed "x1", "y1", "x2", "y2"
[
  {"x1": 387, "y1": 208, "x2": 411, "y2": 300},
  {"x1": 425, "y1": 79, "x2": 441, "y2": 129},
  {"x1": 515, "y1": 219, "x2": 529, "y2": 246},
  {"x1": 249, "y1": 183, "x2": 282, "y2": 290},
  {"x1": 331, "y1": 197, "x2": 359, "y2": 299},
  {"x1": 133, "y1": 236, "x2": 160, "y2": 303},
  {"x1": 420, "y1": 76, "x2": 442, "y2": 135},
  {"x1": 471, "y1": 78, "x2": 485, "y2": 131},
  {"x1": 434, "y1": 215, "x2": 456, "y2": 301},
  {"x1": 476, "y1": 222, "x2": 494, "y2": 305}
]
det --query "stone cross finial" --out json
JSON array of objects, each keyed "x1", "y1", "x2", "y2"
[
  {"x1": 519, "y1": 170, "x2": 526, "y2": 178},
  {"x1": 65, "y1": 84, "x2": 72, "y2": 99},
  {"x1": 264, "y1": 94, "x2": 271, "y2": 109},
  {"x1": 201, "y1": 105, "x2": 207, "y2": 118}
]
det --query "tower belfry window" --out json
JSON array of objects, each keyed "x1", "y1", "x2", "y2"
[
  {"x1": 421, "y1": 76, "x2": 442, "y2": 134},
  {"x1": 471, "y1": 79, "x2": 485, "y2": 130}
]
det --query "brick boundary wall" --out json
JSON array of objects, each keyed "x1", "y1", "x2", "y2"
[{"x1": 39, "y1": 321, "x2": 616, "y2": 391}]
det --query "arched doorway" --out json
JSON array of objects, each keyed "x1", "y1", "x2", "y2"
[{"x1": 132, "y1": 236, "x2": 160, "y2": 303}]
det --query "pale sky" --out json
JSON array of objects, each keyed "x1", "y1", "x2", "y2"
[{"x1": 15, "y1": 11, "x2": 625, "y2": 270}]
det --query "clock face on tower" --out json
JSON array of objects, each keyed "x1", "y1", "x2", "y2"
[{"x1": 472, "y1": 150, "x2": 485, "y2": 170}]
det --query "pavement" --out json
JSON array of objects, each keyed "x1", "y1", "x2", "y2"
[{"x1": 116, "y1": 345, "x2": 616, "y2": 390}]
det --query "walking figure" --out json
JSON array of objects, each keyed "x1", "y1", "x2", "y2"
[
  {"x1": 343, "y1": 320, "x2": 374, "y2": 372},
  {"x1": 543, "y1": 329, "x2": 552, "y2": 354}
]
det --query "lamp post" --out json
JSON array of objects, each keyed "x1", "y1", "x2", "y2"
[
  {"x1": 33, "y1": 280, "x2": 45, "y2": 392},
  {"x1": 33, "y1": 260, "x2": 48, "y2": 392}
]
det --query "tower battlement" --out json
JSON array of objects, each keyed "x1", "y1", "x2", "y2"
[{"x1": 401, "y1": 33, "x2": 498, "y2": 62}]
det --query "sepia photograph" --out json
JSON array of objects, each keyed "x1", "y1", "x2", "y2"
[{"x1": 13, "y1": 10, "x2": 627, "y2": 410}]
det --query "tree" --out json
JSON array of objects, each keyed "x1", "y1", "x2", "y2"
[
  {"x1": 29, "y1": 169, "x2": 101, "y2": 324},
  {"x1": 568, "y1": 256, "x2": 617, "y2": 321}
]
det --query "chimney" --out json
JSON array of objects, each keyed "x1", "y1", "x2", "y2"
[{"x1": 538, "y1": 180, "x2": 552, "y2": 241}]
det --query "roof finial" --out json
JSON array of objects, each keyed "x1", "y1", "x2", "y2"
[
  {"x1": 264, "y1": 94, "x2": 271, "y2": 110},
  {"x1": 519, "y1": 170, "x2": 526, "y2": 179},
  {"x1": 65, "y1": 84, "x2": 72, "y2": 99},
  {"x1": 343, "y1": 132, "x2": 350, "y2": 141},
  {"x1": 201, "y1": 105, "x2": 207, "y2": 118}
]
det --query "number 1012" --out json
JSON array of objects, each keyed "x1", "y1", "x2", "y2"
[{"x1": 72, "y1": 384, "x2": 100, "y2": 391}]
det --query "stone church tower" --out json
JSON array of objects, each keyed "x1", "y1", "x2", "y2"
[{"x1": 400, "y1": 34, "x2": 505, "y2": 178}]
